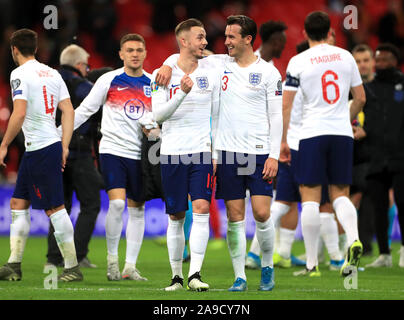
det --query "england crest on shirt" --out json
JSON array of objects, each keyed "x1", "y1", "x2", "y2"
[
  {"x1": 143, "y1": 85, "x2": 151, "y2": 97},
  {"x1": 196, "y1": 77, "x2": 209, "y2": 90},
  {"x1": 249, "y1": 73, "x2": 262, "y2": 86}
]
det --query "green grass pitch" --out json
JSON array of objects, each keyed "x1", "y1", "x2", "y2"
[{"x1": 0, "y1": 236, "x2": 403, "y2": 300}]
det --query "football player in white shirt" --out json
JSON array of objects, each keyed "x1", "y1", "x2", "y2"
[
  {"x1": 156, "y1": 15, "x2": 283, "y2": 292},
  {"x1": 282, "y1": 11, "x2": 366, "y2": 277},
  {"x1": 254, "y1": 20, "x2": 287, "y2": 64},
  {"x1": 151, "y1": 19, "x2": 220, "y2": 292},
  {"x1": 71, "y1": 34, "x2": 152, "y2": 282},
  {"x1": 0, "y1": 29, "x2": 82, "y2": 282}
]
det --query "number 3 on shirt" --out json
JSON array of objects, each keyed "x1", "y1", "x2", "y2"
[
  {"x1": 42, "y1": 85, "x2": 55, "y2": 117},
  {"x1": 222, "y1": 75, "x2": 229, "y2": 91},
  {"x1": 321, "y1": 70, "x2": 340, "y2": 104}
]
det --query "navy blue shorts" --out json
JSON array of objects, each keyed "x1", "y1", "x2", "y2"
[
  {"x1": 13, "y1": 142, "x2": 64, "y2": 210},
  {"x1": 297, "y1": 135, "x2": 353, "y2": 186},
  {"x1": 215, "y1": 151, "x2": 273, "y2": 201},
  {"x1": 275, "y1": 149, "x2": 301, "y2": 203},
  {"x1": 99, "y1": 153, "x2": 143, "y2": 202},
  {"x1": 160, "y1": 152, "x2": 213, "y2": 215}
]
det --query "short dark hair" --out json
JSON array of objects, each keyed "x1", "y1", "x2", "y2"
[
  {"x1": 10, "y1": 28, "x2": 37, "y2": 57},
  {"x1": 175, "y1": 18, "x2": 204, "y2": 36},
  {"x1": 352, "y1": 44, "x2": 373, "y2": 56},
  {"x1": 304, "y1": 11, "x2": 330, "y2": 41},
  {"x1": 227, "y1": 15, "x2": 257, "y2": 46},
  {"x1": 259, "y1": 20, "x2": 287, "y2": 43},
  {"x1": 120, "y1": 33, "x2": 146, "y2": 48},
  {"x1": 376, "y1": 43, "x2": 400, "y2": 62},
  {"x1": 296, "y1": 40, "x2": 309, "y2": 54}
]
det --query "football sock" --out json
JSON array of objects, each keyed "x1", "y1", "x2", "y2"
[
  {"x1": 333, "y1": 196, "x2": 359, "y2": 247},
  {"x1": 320, "y1": 212, "x2": 342, "y2": 261},
  {"x1": 125, "y1": 205, "x2": 145, "y2": 266},
  {"x1": 105, "y1": 199, "x2": 125, "y2": 257},
  {"x1": 388, "y1": 204, "x2": 397, "y2": 248},
  {"x1": 183, "y1": 200, "x2": 193, "y2": 259},
  {"x1": 188, "y1": 213, "x2": 210, "y2": 277},
  {"x1": 8, "y1": 209, "x2": 30, "y2": 263},
  {"x1": 278, "y1": 227, "x2": 296, "y2": 260},
  {"x1": 50, "y1": 208, "x2": 78, "y2": 269},
  {"x1": 167, "y1": 217, "x2": 185, "y2": 279},
  {"x1": 301, "y1": 201, "x2": 321, "y2": 270},
  {"x1": 227, "y1": 220, "x2": 247, "y2": 281},
  {"x1": 248, "y1": 232, "x2": 261, "y2": 256},
  {"x1": 270, "y1": 201, "x2": 291, "y2": 228},
  {"x1": 255, "y1": 217, "x2": 275, "y2": 268}
]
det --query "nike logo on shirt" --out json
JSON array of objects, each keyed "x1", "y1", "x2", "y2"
[
  {"x1": 224, "y1": 71, "x2": 232, "y2": 74},
  {"x1": 117, "y1": 87, "x2": 129, "y2": 91}
]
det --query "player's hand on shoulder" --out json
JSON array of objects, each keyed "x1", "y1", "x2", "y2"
[
  {"x1": 181, "y1": 74, "x2": 193, "y2": 94},
  {"x1": 262, "y1": 157, "x2": 278, "y2": 181},
  {"x1": 156, "y1": 65, "x2": 172, "y2": 87}
]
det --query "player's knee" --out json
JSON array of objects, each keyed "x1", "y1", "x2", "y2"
[
  {"x1": 192, "y1": 200, "x2": 210, "y2": 213},
  {"x1": 108, "y1": 199, "x2": 126, "y2": 215},
  {"x1": 253, "y1": 210, "x2": 270, "y2": 223},
  {"x1": 10, "y1": 198, "x2": 29, "y2": 210}
]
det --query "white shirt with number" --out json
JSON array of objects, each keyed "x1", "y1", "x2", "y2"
[
  {"x1": 10, "y1": 59, "x2": 70, "y2": 152},
  {"x1": 73, "y1": 68, "x2": 152, "y2": 160},
  {"x1": 284, "y1": 43, "x2": 362, "y2": 140},
  {"x1": 150, "y1": 59, "x2": 220, "y2": 156}
]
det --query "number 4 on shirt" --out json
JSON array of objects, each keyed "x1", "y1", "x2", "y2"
[{"x1": 42, "y1": 85, "x2": 55, "y2": 117}]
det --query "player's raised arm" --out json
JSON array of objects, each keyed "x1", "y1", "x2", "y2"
[
  {"x1": 0, "y1": 99, "x2": 27, "y2": 167},
  {"x1": 72, "y1": 74, "x2": 109, "y2": 130},
  {"x1": 151, "y1": 71, "x2": 192, "y2": 124}
]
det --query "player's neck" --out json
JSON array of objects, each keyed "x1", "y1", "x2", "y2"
[
  {"x1": 235, "y1": 48, "x2": 257, "y2": 67},
  {"x1": 177, "y1": 52, "x2": 198, "y2": 74},
  {"x1": 259, "y1": 47, "x2": 273, "y2": 63},
  {"x1": 17, "y1": 55, "x2": 35, "y2": 67},
  {"x1": 308, "y1": 39, "x2": 328, "y2": 48},
  {"x1": 124, "y1": 66, "x2": 143, "y2": 77}
]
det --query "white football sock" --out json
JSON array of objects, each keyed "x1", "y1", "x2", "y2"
[
  {"x1": 270, "y1": 201, "x2": 291, "y2": 228},
  {"x1": 332, "y1": 196, "x2": 359, "y2": 247},
  {"x1": 339, "y1": 233, "x2": 348, "y2": 255},
  {"x1": 50, "y1": 208, "x2": 78, "y2": 269},
  {"x1": 167, "y1": 217, "x2": 185, "y2": 279},
  {"x1": 8, "y1": 209, "x2": 30, "y2": 263},
  {"x1": 255, "y1": 217, "x2": 275, "y2": 268},
  {"x1": 274, "y1": 227, "x2": 280, "y2": 253},
  {"x1": 227, "y1": 220, "x2": 247, "y2": 281},
  {"x1": 278, "y1": 227, "x2": 296, "y2": 260},
  {"x1": 320, "y1": 213, "x2": 342, "y2": 261},
  {"x1": 188, "y1": 213, "x2": 210, "y2": 277},
  {"x1": 248, "y1": 232, "x2": 261, "y2": 256},
  {"x1": 301, "y1": 201, "x2": 321, "y2": 270},
  {"x1": 125, "y1": 205, "x2": 145, "y2": 267},
  {"x1": 105, "y1": 199, "x2": 125, "y2": 257}
]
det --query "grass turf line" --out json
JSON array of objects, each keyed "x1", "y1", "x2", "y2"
[{"x1": 0, "y1": 237, "x2": 403, "y2": 300}]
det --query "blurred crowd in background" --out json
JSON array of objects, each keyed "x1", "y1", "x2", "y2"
[{"x1": 1, "y1": 0, "x2": 404, "y2": 182}]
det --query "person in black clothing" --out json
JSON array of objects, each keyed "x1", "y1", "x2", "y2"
[
  {"x1": 362, "y1": 43, "x2": 404, "y2": 268},
  {"x1": 46, "y1": 44, "x2": 103, "y2": 268}
]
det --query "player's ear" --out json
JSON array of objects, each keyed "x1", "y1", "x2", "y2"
[
  {"x1": 303, "y1": 30, "x2": 308, "y2": 40},
  {"x1": 244, "y1": 34, "x2": 252, "y2": 46},
  {"x1": 119, "y1": 48, "x2": 124, "y2": 61}
]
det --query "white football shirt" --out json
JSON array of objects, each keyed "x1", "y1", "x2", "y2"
[
  {"x1": 207, "y1": 54, "x2": 283, "y2": 159},
  {"x1": 287, "y1": 85, "x2": 303, "y2": 151},
  {"x1": 73, "y1": 68, "x2": 152, "y2": 160},
  {"x1": 10, "y1": 59, "x2": 70, "y2": 152},
  {"x1": 151, "y1": 58, "x2": 220, "y2": 155},
  {"x1": 284, "y1": 43, "x2": 362, "y2": 140}
]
